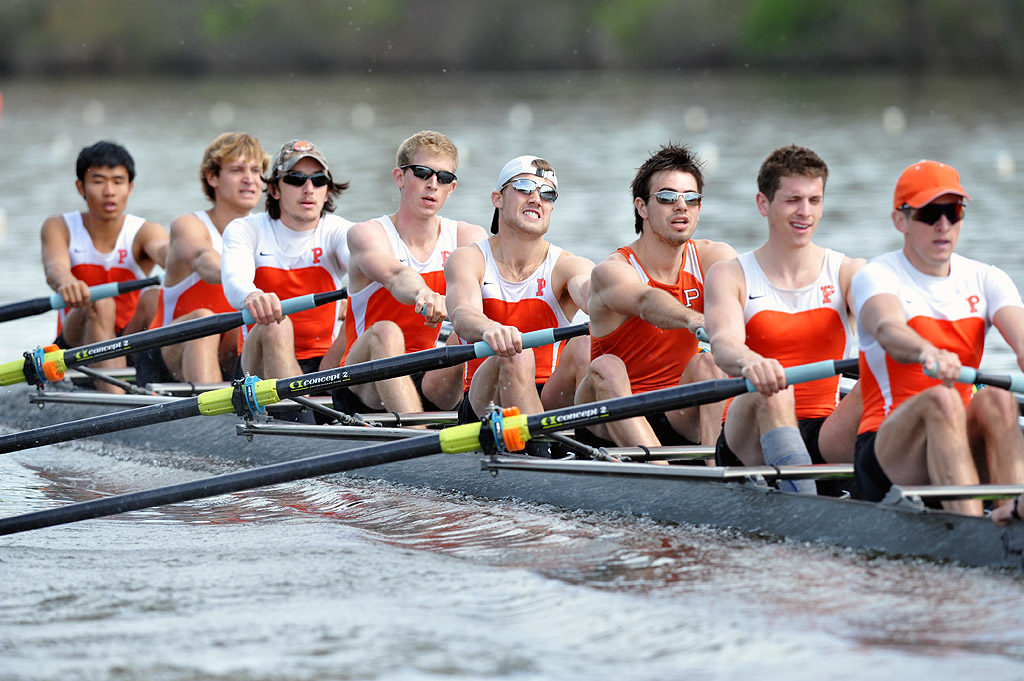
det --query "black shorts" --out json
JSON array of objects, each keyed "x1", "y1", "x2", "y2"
[
  {"x1": 573, "y1": 412, "x2": 697, "y2": 449},
  {"x1": 331, "y1": 371, "x2": 445, "y2": 415},
  {"x1": 853, "y1": 430, "x2": 891, "y2": 501}
]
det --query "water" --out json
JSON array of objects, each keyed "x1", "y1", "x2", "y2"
[{"x1": 2, "y1": 72, "x2": 1024, "y2": 679}]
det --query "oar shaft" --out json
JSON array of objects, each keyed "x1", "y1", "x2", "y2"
[
  {"x1": 0, "y1": 398, "x2": 201, "y2": 455},
  {"x1": 269, "y1": 322, "x2": 590, "y2": 403},
  {"x1": 0, "y1": 433, "x2": 442, "y2": 535},
  {"x1": 0, "y1": 288, "x2": 348, "y2": 387},
  {"x1": 0, "y1": 275, "x2": 162, "y2": 323}
]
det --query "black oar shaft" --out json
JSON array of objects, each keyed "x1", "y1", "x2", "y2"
[
  {"x1": 273, "y1": 322, "x2": 590, "y2": 399},
  {"x1": 0, "y1": 398, "x2": 201, "y2": 454},
  {"x1": 0, "y1": 275, "x2": 162, "y2": 323},
  {"x1": 0, "y1": 433, "x2": 441, "y2": 535}
]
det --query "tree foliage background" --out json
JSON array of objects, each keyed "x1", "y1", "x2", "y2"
[{"x1": 1, "y1": 0, "x2": 1022, "y2": 75}]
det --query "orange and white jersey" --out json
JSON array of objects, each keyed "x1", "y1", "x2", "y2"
[
  {"x1": 59, "y1": 211, "x2": 147, "y2": 334},
  {"x1": 741, "y1": 248, "x2": 854, "y2": 419},
  {"x1": 853, "y1": 250, "x2": 1024, "y2": 433},
  {"x1": 343, "y1": 215, "x2": 458, "y2": 360},
  {"x1": 156, "y1": 211, "x2": 234, "y2": 327},
  {"x1": 590, "y1": 243, "x2": 705, "y2": 393},
  {"x1": 462, "y1": 239, "x2": 572, "y2": 388},
  {"x1": 222, "y1": 212, "x2": 351, "y2": 360}
]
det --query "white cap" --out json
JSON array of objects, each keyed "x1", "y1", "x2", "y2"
[{"x1": 495, "y1": 155, "x2": 557, "y2": 190}]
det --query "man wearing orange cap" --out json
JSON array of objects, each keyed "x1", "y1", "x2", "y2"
[
  {"x1": 221, "y1": 139, "x2": 351, "y2": 379},
  {"x1": 851, "y1": 160, "x2": 1024, "y2": 516}
]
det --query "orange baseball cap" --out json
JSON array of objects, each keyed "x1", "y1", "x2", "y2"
[{"x1": 893, "y1": 160, "x2": 970, "y2": 209}]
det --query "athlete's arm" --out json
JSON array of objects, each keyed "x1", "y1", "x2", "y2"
[
  {"x1": 40, "y1": 215, "x2": 90, "y2": 307},
  {"x1": 220, "y1": 219, "x2": 280, "y2": 324},
  {"x1": 993, "y1": 305, "x2": 1024, "y2": 374},
  {"x1": 445, "y1": 244, "x2": 521, "y2": 357},
  {"x1": 859, "y1": 293, "x2": 961, "y2": 383},
  {"x1": 594, "y1": 258, "x2": 704, "y2": 333},
  {"x1": 347, "y1": 220, "x2": 445, "y2": 325},
  {"x1": 135, "y1": 221, "x2": 170, "y2": 271},
  {"x1": 704, "y1": 258, "x2": 786, "y2": 395},
  {"x1": 553, "y1": 252, "x2": 594, "y2": 317},
  {"x1": 167, "y1": 214, "x2": 221, "y2": 284}
]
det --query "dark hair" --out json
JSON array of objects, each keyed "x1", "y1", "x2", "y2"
[
  {"x1": 631, "y1": 144, "x2": 704, "y2": 234},
  {"x1": 76, "y1": 141, "x2": 135, "y2": 182},
  {"x1": 265, "y1": 175, "x2": 349, "y2": 220},
  {"x1": 756, "y1": 145, "x2": 828, "y2": 201}
]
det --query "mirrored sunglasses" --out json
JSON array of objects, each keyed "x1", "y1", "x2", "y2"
[
  {"x1": 401, "y1": 164, "x2": 457, "y2": 185},
  {"x1": 903, "y1": 202, "x2": 965, "y2": 225},
  {"x1": 280, "y1": 171, "x2": 330, "y2": 187},
  {"x1": 649, "y1": 190, "x2": 702, "y2": 206},
  {"x1": 504, "y1": 178, "x2": 558, "y2": 202}
]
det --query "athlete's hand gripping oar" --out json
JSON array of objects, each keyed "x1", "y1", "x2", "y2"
[
  {"x1": 923, "y1": 364, "x2": 1024, "y2": 392},
  {"x1": 0, "y1": 288, "x2": 348, "y2": 387},
  {"x1": 0, "y1": 357, "x2": 852, "y2": 536},
  {"x1": 0, "y1": 322, "x2": 589, "y2": 455},
  {"x1": 0, "y1": 274, "x2": 163, "y2": 323}
]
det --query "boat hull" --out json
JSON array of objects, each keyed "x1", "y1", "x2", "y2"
[{"x1": 2, "y1": 385, "x2": 1023, "y2": 570}]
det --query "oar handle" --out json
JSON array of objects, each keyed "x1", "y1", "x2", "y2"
[
  {"x1": 470, "y1": 322, "x2": 589, "y2": 359},
  {"x1": 923, "y1": 364, "x2": 1024, "y2": 393},
  {"x1": 47, "y1": 274, "x2": 163, "y2": 310},
  {"x1": 778, "y1": 358, "x2": 858, "y2": 390},
  {"x1": 695, "y1": 327, "x2": 709, "y2": 343},
  {"x1": 240, "y1": 287, "x2": 348, "y2": 325}
]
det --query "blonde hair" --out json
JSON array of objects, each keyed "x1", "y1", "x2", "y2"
[
  {"x1": 199, "y1": 132, "x2": 270, "y2": 202},
  {"x1": 396, "y1": 130, "x2": 458, "y2": 169}
]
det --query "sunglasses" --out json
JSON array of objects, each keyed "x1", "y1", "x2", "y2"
[
  {"x1": 902, "y1": 202, "x2": 965, "y2": 225},
  {"x1": 401, "y1": 164, "x2": 457, "y2": 185},
  {"x1": 280, "y1": 171, "x2": 330, "y2": 187},
  {"x1": 649, "y1": 190, "x2": 703, "y2": 207},
  {"x1": 504, "y1": 178, "x2": 558, "y2": 202}
]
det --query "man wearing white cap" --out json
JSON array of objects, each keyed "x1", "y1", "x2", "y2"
[
  {"x1": 221, "y1": 139, "x2": 351, "y2": 379},
  {"x1": 852, "y1": 159, "x2": 1024, "y2": 516},
  {"x1": 445, "y1": 155, "x2": 593, "y2": 423}
]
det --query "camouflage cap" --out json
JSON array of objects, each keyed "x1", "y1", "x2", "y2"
[{"x1": 270, "y1": 139, "x2": 331, "y2": 178}]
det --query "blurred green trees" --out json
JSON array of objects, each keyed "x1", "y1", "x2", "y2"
[{"x1": 1, "y1": 0, "x2": 1021, "y2": 75}]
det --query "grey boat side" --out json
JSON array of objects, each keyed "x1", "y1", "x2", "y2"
[{"x1": 2, "y1": 385, "x2": 1023, "y2": 571}]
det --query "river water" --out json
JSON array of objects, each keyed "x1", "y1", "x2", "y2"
[{"x1": 1, "y1": 72, "x2": 1024, "y2": 679}]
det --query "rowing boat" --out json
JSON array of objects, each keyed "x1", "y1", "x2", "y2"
[{"x1": 2, "y1": 377, "x2": 1023, "y2": 571}]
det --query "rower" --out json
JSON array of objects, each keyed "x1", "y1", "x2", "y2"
[
  {"x1": 136, "y1": 132, "x2": 269, "y2": 385},
  {"x1": 221, "y1": 139, "x2": 351, "y2": 380},
  {"x1": 704, "y1": 145, "x2": 864, "y2": 494},
  {"x1": 445, "y1": 155, "x2": 593, "y2": 445},
  {"x1": 573, "y1": 143, "x2": 737, "y2": 456},
  {"x1": 40, "y1": 140, "x2": 169, "y2": 392},
  {"x1": 331, "y1": 131, "x2": 486, "y2": 417},
  {"x1": 852, "y1": 160, "x2": 1024, "y2": 516}
]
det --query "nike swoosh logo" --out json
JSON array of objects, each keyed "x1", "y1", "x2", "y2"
[
  {"x1": 258, "y1": 251, "x2": 274, "y2": 256},
  {"x1": 748, "y1": 294, "x2": 766, "y2": 300},
  {"x1": 482, "y1": 281, "x2": 496, "y2": 286}
]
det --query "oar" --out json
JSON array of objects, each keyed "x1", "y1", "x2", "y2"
[
  {"x1": 0, "y1": 288, "x2": 348, "y2": 387},
  {"x1": 0, "y1": 275, "x2": 163, "y2": 323},
  {"x1": 0, "y1": 322, "x2": 590, "y2": 454},
  {"x1": 923, "y1": 364, "x2": 1024, "y2": 393},
  {"x1": 0, "y1": 357, "x2": 854, "y2": 535}
]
